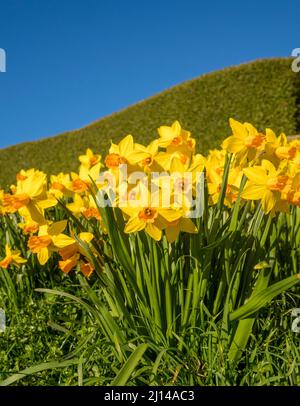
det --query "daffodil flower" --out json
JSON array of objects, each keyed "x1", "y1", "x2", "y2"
[
  {"x1": 49, "y1": 172, "x2": 72, "y2": 199},
  {"x1": 164, "y1": 210, "x2": 198, "y2": 243},
  {"x1": 79, "y1": 148, "x2": 101, "y2": 169},
  {"x1": 242, "y1": 160, "x2": 289, "y2": 213},
  {"x1": 58, "y1": 232, "x2": 94, "y2": 275},
  {"x1": 105, "y1": 135, "x2": 149, "y2": 169},
  {"x1": 265, "y1": 129, "x2": 297, "y2": 161},
  {"x1": 70, "y1": 162, "x2": 102, "y2": 193},
  {"x1": 0, "y1": 244, "x2": 27, "y2": 269},
  {"x1": 157, "y1": 121, "x2": 195, "y2": 162},
  {"x1": 3, "y1": 170, "x2": 56, "y2": 224},
  {"x1": 222, "y1": 118, "x2": 265, "y2": 163},
  {"x1": 28, "y1": 220, "x2": 75, "y2": 265},
  {"x1": 206, "y1": 162, "x2": 242, "y2": 206},
  {"x1": 122, "y1": 189, "x2": 182, "y2": 241}
]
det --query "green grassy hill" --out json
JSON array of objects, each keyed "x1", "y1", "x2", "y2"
[{"x1": 0, "y1": 57, "x2": 299, "y2": 187}]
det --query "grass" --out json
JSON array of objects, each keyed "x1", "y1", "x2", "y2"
[
  {"x1": 1, "y1": 265, "x2": 300, "y2": 385},
  {"x1": 0, "y1": 57, "x2": 300, "y2": 187}
]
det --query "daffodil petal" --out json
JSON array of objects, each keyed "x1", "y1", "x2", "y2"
[
  {"x1": 166, "y1": 226, "x2": 180, "y2": 243},
  {"x1": 124, "y1": 216, "x2": 145, "y2": 233},
  {"x1": 262, "y1": 190, "x2": 276, "y2": 214},
  {"x1": 37, "y1": 247, "x2": 50, "y2": 265},
  {"x1": 243, "y1": 167, "x2": 268, "y2": 184},
  {"x1": 145, "y1": 223, "x2": 162, "y2": 241},
  {"x1": 52, "y1": 234, "x2": 75, "y2": 248},
  {"x1": 48, "y1": 220, "x2": 68, "y2": 236},
  {"x1": 241, "y1": 183, "x2": 266, "y2": 200}
]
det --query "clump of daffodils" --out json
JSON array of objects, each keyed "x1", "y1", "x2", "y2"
[{"x1": 0, "y1": 118, "x2": 299, "y2": 275}]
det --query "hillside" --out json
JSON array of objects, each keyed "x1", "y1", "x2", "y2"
[{"x1": 0, "y1": 57, "x2": 299, "y2": 187}]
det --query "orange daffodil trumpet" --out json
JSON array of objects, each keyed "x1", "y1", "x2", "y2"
[{"x1": 1, "y1": 118, "x2": 299, "y2": 277}]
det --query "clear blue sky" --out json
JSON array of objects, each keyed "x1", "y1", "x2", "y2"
[{"x1": 0, "y1": 0, "x2": 299, "y2": 148}]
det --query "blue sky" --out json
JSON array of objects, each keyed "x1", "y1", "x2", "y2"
[{"x1": 0, "y1": 0, "x2": 299, "y2": 148}]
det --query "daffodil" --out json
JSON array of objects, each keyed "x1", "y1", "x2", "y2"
[
  {"x1": 222, "y1": 118, "x2": 265, "y2": 163},
  {"x1": 70, "y1": 162, "x2": 102, "y2": 193},
  {"x1": 67, "y1": 193, "x2": 101, "y2": 220},
  {"x1": 121, "y1": 190, "x2": 182, "y2": 241},
  {"x1": 242, "y1": 160, "x2": 289, "y2": 213},
  {"x1": 285, "y1": 173, "x2": 300, "y2": 207},
  {"x1": 58, "y1": 232, "x2": 94, "y2": 275},
  {"x1": 206, "y1": 162, "x2": 242, "y2": 206},
  {"x1": 157, "y1": 121, "x2": 195, "y2": 163},
  {"x1": 265, "y1": 129, "x2": 297, "y2": 162},
  {"x1": 0, "y1": 190, "x2": 5, "y2": 215},
  {"x1": 58, "y1": 254, "x2": 79, "y2": 274},
  {"x1": 105, "y1": 134, "x2": 148, "y2": 170},
  {"x1": 28, "y1": 220, "x2": 75, "y2": 265},
  {"x1": 19, "y1": 219, "x2": 39, "y2": 235},
  {"x1": 79, "y1": 148, "x2": 101, "y2": 169},
  {"x1": 130, "y1": 140, "x2": 161, "y2": 172},
  {"x1": 3, "y1": 170, "x2": 56, "y2": 224},
  {"x1": 15, "y1": 168, "x2": 36, "y2": 182},
  {"x1": 153, "y1": 152, "x2": 205, "y2": 210},
  {"x1": 164, "y1": 209, "x2": 198, "y2": 243},
  {"x1": 49, "y1": 173, "x2": 72, "y2": 199},
  {"x1": 0, "y1": 244, "x2": 27, "y2": 269}
]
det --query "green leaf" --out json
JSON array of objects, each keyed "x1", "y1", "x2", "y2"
[
  {"x1": 0, "y1": 359, "x2": 79, "y2": 386},
  {"x1": 229, "y1": 274, "x2": 300, "y2": 321},
  {"x1": 110, "y1": 343, "x2": 148, "y2": 386}
]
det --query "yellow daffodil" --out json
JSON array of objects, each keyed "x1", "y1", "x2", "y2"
[
  {"x1": 28, "y1": 220, "x2": 75, "y2": 265},
  {"x1": 80, "y1": 261, "x2": 94, "y2": 278},
  {"x1": 222, "y1": 118, "x2": 265, "y2": 163},
  {"x1": 0, "y1": 190, "x2": 5, "y2": 215},
  {"x1": 15, "y1": 168, "x2": 36, "y2": 183},
  {"x1": 206, "y1": 163, "x2": 242, "y2": 206},
  {"x1": 242, "y1": 160, "x2": 289, "y2": 213},
  {"x1": 67, "y1": 193, "x2": 101, "y2": 220},
  {"x1": 19, "y1": 219, "x2": 39, "y2": 235},
  {"x1": 265, "y1": 129, "x2": 297, "y2": 163},
  {"x1": 49, "y1": 173, "x2": 72, "y2": 199},
  {"x1": 157, "y1": 121, "x2": 195, "y2": 163},
  {"x1": 0, "y1": 244, "x2": 27, "y2": 269},
  {"x1": 105, "y1": 134, "x2": 148, "y2": 169},
  {"x1": 70, "y1": 162, "x2": 102, "y2": 193},
  {"x1": 121, "y1": 189, "x2": 182, "y2": 241},
  {"x1": 3, "y1": 170, "x2": 56, "y2": 224},
  {"x1": 285, "y1": 173, "x2": 300, "y2": 207},
  {"x1": 1, "y1": 119, "x2": 298, "y2": 249},
  {"x1": 131, "y1": 140, "x2": 162, "y2": 172},
  {"x1": 58, "y1": 232, "x2": 94, "y2": 275},
  {"x1": 164, "y1": 209, "x2": 198, "y2": 243},
  {"x1": 79, "y1": 148, "x2": 101, "y2": 169}
]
